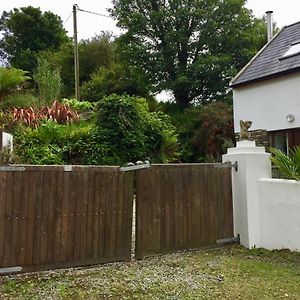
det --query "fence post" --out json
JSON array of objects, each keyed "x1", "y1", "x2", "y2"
[{"x1": 222, "y1": 140, "x2": 271, "y2": 248}]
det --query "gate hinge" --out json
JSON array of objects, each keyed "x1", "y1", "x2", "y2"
[
  {"x1": 216, "y1": 235, "x2": 240, "y2": 245},
  {"x1": 214, "y1": 161, "x2": 238, "y2": 172}
]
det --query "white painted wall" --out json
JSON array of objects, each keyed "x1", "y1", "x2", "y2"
[
  {"x1": 258, "y1": 178, "x2": 300, "y2": 251},
  {"x1": 233, "y1": 73, "x2": 300, "y2": 132},
  {"x1": 223, "y1": 141, "x2": 300, "y2": 252}
]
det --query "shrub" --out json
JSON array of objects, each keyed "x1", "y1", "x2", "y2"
[
  {"x1": 33, "y1": 58, "x2": 62, "y2": 104},
  {"x1": 0, "y1": 67, "x2": 31, "y2": 101},
  {"x1": 177, "y1": 102, "x2": 234, "y2": 162},
  {"x1": 1, "y1": 92, "x2": 38, "y2": 110},
  {"x1": 270, "y1": 147, "x2": 300, "y2": 181},
  {"x1": 88, "y1": 94, "x2": 179, "y2": 165}
]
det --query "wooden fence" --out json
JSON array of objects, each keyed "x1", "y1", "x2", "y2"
[
  {"x1": 0, "y1": 166, "x2": 134, "y2": 272},
  {"x1": 135, "y1": 164, "x2": 233, "y2": 259}
]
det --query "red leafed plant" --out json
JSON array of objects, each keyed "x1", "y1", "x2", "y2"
[{"x1": 12, "y1": 101, "x2": 80, "y2": 127}]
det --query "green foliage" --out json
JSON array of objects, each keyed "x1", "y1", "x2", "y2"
[
  {"x1": 41, "y1": 33, "x2": 115, "y2": 97},
  {"x1": 112, "y1": 0, "x2": 267, "y2": 108},
  {"x1": 89, "y1": 94, "x2": 179, "y2": 165},
  {"x1": 1, "y1": 92, "x2": 38, "y2": 110},
  {"x1": 175, "y1": 102, "x2": 234, "y2": 162},
  {"x1": 14, "y1": 121, "x2": 94, "y2": 165},
  {"x1": 61, "y1": 98, "x2": 94, "y2": 113},
  {"x1": 81, "y1": 64, "x2": 150, "y2": 102},
  {"x1": 0, "y1": 67, "x2": 30, "y2": 101},
  {"x1": 33, "y1": 58, "x2": 62, "y2": 104},
  {"x1": 270, "y1": 147, "x2": 300, "y2": 181},
  {"x1": 0, "y1": 6, "x2": 69, "y2": 74}
]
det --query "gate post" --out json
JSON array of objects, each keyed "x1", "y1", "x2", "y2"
[{"x1": 222, "y1": 140, "x2": 271, "y2": 248}]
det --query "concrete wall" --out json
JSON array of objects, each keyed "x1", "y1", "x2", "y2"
[
  {"x1": 258, "y1": 178, "x2": 300, "y2": 251},
  {"x1": 233, "y1": 73, "x2": 300, "y2": 133},
  {"x1": 223, "y1": 141, "x2": 300, "y2": 252}
]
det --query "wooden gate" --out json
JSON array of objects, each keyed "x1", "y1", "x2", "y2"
[
  {"x1": 135, "y1": 164, "x2": 233, "y2": 259},
  {"x1": 0, "y1": 166, "x2": 134, "y2": 273}
]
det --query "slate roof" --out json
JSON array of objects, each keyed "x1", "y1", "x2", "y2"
[{"x1": 230, "y1": 21, "x2": 300, "y2": 87}]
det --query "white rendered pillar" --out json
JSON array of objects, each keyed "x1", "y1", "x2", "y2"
[{"x1": 222, "y1": 140, "x2": 271, "y2": 248}]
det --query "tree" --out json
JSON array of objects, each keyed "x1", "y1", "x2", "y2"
[
  {"x1": 112, "y1": 0, "x2": 267, "y2": 108},
  {"x1": 178, "y1": 102, "x2": 234, "y2": 162},
  {"x1": 0, "y1": 6, "x2": 69, "y2": 73},
  {"x1": 41, "y1": 33, "x2": 115, "y2": 97}
]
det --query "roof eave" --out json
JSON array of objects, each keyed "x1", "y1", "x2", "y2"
[{"x1": 230, "y1": 28, "x2": 284, "y2": 87}]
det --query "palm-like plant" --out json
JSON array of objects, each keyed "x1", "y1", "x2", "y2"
[
  {"x1": 0, "y1": 67, "x2": 31, "y2": 101},
  {"x1": 270, "y1": 147, "x2": 300, "y2": 181}
]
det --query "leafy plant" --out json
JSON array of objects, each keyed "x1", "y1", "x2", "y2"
[
  {"x1": 1, "y1": 92, "x2": 38, "y2": 110},
  {"x1": 270, "y1": 147, "x2": 300, "y2": 181},
  {"x1": 0, "y1": 67, "x2": 30, "y2": 101},
  {"x1": 61, "y1": 98, "x2": 94, "y2": 112},
  {"x1": 33, "y1": 58, "x2": 62, "y2": 104}
]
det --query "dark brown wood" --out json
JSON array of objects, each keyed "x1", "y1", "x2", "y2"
[
  {"x1": 0, "y1": 166, "x2": 133, "y2": 273},
  {"x1": 135, "y1": 164, "x2": 234, "y2": 259}
]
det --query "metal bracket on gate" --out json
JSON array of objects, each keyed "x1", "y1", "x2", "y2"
[
  {"x1": 120, "y1": 161, "x2": 150, "y2": 172},
  {"x1": 217, "y1": 235, "x2": 240, "y2": 245},
  {"x1": 0, "y1": 266, "x2": 22, "y2": 275},
  {"x1": 214, "y1": 161, "x2": 238, "y2": 172},
  {"x1": 0, "y1": 166, "x2": 25, "y2": 172}
]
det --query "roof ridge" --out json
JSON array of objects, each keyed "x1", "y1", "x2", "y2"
[{"x1": 283, "y1": 20, "x2": 300, "y2": 29}]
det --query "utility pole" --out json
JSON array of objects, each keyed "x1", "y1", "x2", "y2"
[{"x1": 73, "y1": 4, "x2": 80, "y2": 100}]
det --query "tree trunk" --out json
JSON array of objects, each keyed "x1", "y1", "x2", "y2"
[{"x1": 173, "y1": 89, "x2": 190, "y2": 109}]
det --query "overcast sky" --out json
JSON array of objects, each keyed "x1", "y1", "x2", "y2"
[{"x1": 0, "y1": 0, "x2": 300, "y2": 41}]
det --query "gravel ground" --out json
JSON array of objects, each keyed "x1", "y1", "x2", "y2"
[{"x1": 1, "y1": 245, "x2": 300, "y2": 299}]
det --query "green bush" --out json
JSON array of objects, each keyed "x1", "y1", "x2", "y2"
[
  {"x1": 88, "y1": 94, "x2": 179, "y2": 165},
  {"x1": 270, "y1": 147, "x2": 300, "y2": 181},
  {"x1": 0, "y1": 67, "x2": 31, "y2": 101},
  {"x1": 61, "y1": 98, "x2": 94, "y2": 113},
  {"x1": 33, "y1": 58, "x2": 62, "y2": 104},
  {"x1": 1, "y1": 92, "x2": 38, "y2": 110},
  {"x1": 14, "y1": 121, "x2": 94, "y2": 165}
]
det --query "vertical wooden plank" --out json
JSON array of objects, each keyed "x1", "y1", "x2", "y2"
[
  {"x1": 108, "y1": 173, "x2": 118, "y2": 258},
  {"x1": 86, "y1": 170, "x2": 95, "y2": 259},
  {"x1": 0, "y1": 172, "x2": 7, "y2": 266},
  {"x1": 79, "y1": 170, "x2": 89, "y2": 260},
  {"x1": 92, "y1": 172, "x2": 101, "y2": 259},
  {"x1": 18, "y1": 171, "x2": 29, "y2": 266},
  {"x1": 54, "y1": 171, "x2": 63, "y2": 262},
  {"x1": 40, "y1": 171, "x2": 50, "y2": 264},
  {"x1": 73, "y1": 171, "x2": 82, "y2": 262},
  {"x1": 98, "y1": 172, "x2": 107, "y2": 259},
  {"x1": 45, "y1": 171, "x2": 56, "y2": 263},
  {"x1": 10, "y1": 172, "x2": 22, "y2": 266},
  {"x1": 3, "y1": 172, "x2": 13, "y2": 267},
  {"x1": 67, "y1": 171, "x2": 77, "y2": 263},
  {"x1": 32, "y1": 171, "x2": 43, "y2": 266},
  {"x1": 60, "y1": 171, "x2": 70, "y2": 262},
  {"x1": 115, "y1": 172, "x2": 124, "y2": 257}
]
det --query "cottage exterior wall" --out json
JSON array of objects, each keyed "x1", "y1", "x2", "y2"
[{"x1": 233, "y1": 72, "x2": 300, "y2": 133}]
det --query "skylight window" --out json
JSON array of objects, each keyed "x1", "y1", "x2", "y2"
[{"x1": 282, "y1": 42, "x2": 300, "y2": 59}]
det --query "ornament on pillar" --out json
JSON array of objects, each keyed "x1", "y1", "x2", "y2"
[{"x1": 239, "y1": 120, "x2": 252, "y2": 140}]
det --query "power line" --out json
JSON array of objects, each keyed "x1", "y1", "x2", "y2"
[
  {"x1": 77, "y1": 7, "x2": 111, "y2": 18},
  {"x1": 63, "y1": 11, "x2": 73, "y2": 26}
]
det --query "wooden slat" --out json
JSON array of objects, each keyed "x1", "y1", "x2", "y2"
[{"x1": 135, "y1": 164, "x2": 233, "y2": 259}]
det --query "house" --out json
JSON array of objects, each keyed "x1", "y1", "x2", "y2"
[{"x1": 230, "y1": 19, "x2": 300, "y2": 153}]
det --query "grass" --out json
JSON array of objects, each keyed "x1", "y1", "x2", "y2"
[{"x1": 0, "y1": 245, "x2": 300, "y2": 299}]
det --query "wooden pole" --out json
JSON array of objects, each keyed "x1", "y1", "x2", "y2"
[{"x1": 73, "y1": 4, "x2": 80, "y2": 100}]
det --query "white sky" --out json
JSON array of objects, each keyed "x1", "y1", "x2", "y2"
[{"x1": 0, "y1": 0, "x2": 299, "y2": 41}]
